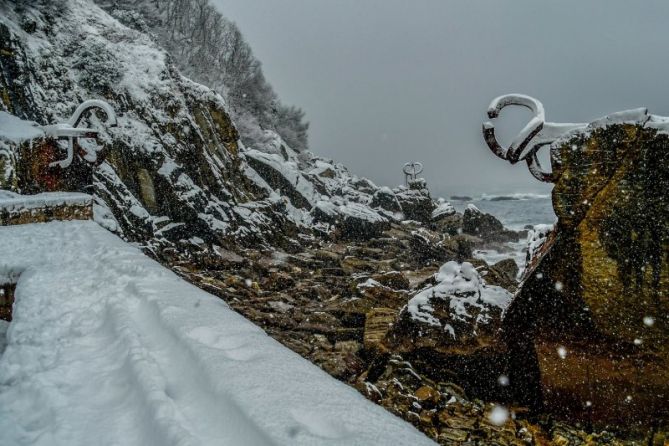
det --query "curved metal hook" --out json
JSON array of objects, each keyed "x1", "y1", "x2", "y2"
[
  {"x1": 42, "y1": 100, "x2": 117, "y2": 169},
  {"x1": 67, "y1": 99, "x2": 118, "y2": 128},
  {"x1": 482, "y1": 94, "x2": 586, "y2": 182}
]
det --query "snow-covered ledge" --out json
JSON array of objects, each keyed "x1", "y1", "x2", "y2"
[
  {"x1": 0, "y1": 191, "x2": 92, "y2": 225},
  {"x1": 0, "y1": 220, "x2": 434, "y2": 445}
]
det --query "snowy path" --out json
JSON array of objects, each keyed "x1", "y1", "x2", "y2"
[{"x1": 0, "y1": 221, "x2": 434, "y2": 446}]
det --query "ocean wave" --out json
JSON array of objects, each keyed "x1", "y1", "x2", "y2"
[{"x1": 479, "y1": 192, "x2": 551, "y2": 201}]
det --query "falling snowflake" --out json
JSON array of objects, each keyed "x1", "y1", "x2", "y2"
[
  {"x1": 634, "y1": 338, "x2": 643, "y2": 345},
  {"x1": 557, "y1": 346, "x2": 567, "y2": 359},
  {"x1": 497, "y1": 375, "x2": 510, "y2": 386},
  {"x1": 488, "y1": 405, "x2": 509, "y2": 426},
  {"x1": 554, "y1": 281, "x2": 564, "y2": 292},
  {"x1": 643, "y1": 316, "x2": 655, "y2": 327}
]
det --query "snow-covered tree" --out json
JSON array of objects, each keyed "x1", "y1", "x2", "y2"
[{"x1": 100, "y1": 0, "x2": 309, "y2": 152}]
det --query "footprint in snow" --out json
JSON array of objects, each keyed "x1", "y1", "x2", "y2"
[
  {"x1": 186, "y1": 326, "x2": 258, "y2": 361},
  {"x1": 288, "y1": 409, "x2": 353, "y2": 440}
]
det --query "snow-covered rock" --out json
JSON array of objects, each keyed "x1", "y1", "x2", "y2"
[{"x1": 387, "y1": 261, "x2": 512, "y2": 353}]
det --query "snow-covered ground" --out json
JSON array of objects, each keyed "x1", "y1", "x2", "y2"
[{"x1": 0, "y1": 221, "x2": 434, "y2": 446}]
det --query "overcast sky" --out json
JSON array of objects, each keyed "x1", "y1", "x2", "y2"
[{"x1": 212, "y1": 0, "x2": 669, "y2": 197}]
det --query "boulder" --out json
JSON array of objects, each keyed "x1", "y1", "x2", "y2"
[
  {"x1": 245, "y1": 150, "x2": 320, "y2": 209},
  {"x1": 386, "y1": 261, "x2": 512, "y2": 355},
  {"x1": 502, "y1": 119, "x2": 669, "y2": 434},
  {"x1": 370, "y1": 186, "x2": 402, "y2": 214},
  {"x1": 336, "y1": 202, "x2": 390, "y2": 240},
  {"x1": 394, "y1": 186, "x2": 435, "y2": 223},
  {"x1": 431, "y1": 198, "x2": 456, "y2": 221},
  {"x1": 462, "y1": 204, "x2": 519, "y2": 242}
]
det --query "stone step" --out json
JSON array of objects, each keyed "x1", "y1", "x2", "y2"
[{"x1": 0, "y1": 191, "x2": 92, "y2": 226}]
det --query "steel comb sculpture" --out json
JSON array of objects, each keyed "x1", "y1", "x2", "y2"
[
  {"x1": 403, "y1": 161, "x2": 424, "y2": 185},
  {"x1": 40, "y1": 99, "x2": 117, "y2": 168},
  {"x1": 482, "y1": 94, "x2": 587, "y2": 182}
]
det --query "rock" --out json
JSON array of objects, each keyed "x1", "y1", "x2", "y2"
[
  {"x1": 337, "y1": 202, "x2": 390, "y2": 240},
  {"x1": 370, "y1": 186, "x2": 402, "y2": 213},
  {"x1": 394, "y1": 187, "x2": 435, "y2": 223},
  {"x1": 431, "y1": 212, "x2": 463, "y2": 236},
  {"x1": 386, "y1": 261, "x2": 512, "y2": 355},
  {"x1": 356, "y1": 278, "x2": 408, "y2": 307},
  {"x1": 363, "y1": 307, "x2": 397, "y2": 351},
  {"x1": 415, "y1": 385, "x2": 440, "y2": 403},
  {"x1": 408, "y1": 228, "x2": 453, "y2": 264},
  {"x1": 431, "y1": 198, "x2": 456, "y2": 221},
  {"x1": 371, "y1": 271, "x2": 410, "y2": 290},
  {"x1": 263, "y1": 271, "x2": 295, "y2": 291},
  {"x1": 486, "y1": 258, "x2": 519, "y2": 290},
  {"x1": 462, "y1": 204, "x2": 519, "y2": 242},
  {"x1": 334, "y1": 340, "x2": 361, "y2": 354},
  {"x1": 491, "y1": 259, "x2": 518, "y2": 281},
  {"x1": 502, "y1": 119, "x2": 669, "y2": 434},
  {"x1": 245, "y1": 149, "x2": 320, "y2": 209}
]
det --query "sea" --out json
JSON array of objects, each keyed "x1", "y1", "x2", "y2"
[
  {"x1": 449, "y1": 193, "x2": 557, "y2": 273},
  {"x1": 450, "y1": 193, "x2": 556, "y2": 231}
]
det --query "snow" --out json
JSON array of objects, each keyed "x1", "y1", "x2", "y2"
[
  {"x1": 0, "y1": 320, "x2": 8, "y2": 355},
  {"x1": 407, "y1": 261, "x2": 512, "y2": 332},
  {"x1": 0, "y1": 112, "x2": 44, "y2": 143},
  {"x1": 337, "y1": 202, "x2": 387, "y2": 223},
  {"x1": 431, "y1": 198, "x2": 455, "y2": 220},
  {"x1": 0, "y1": 191, "x2": 91, "y2": 212},
  {"x1": 0, "y1": 221, "x2": 434, "y2": 446},
  {"x1": 488, "y1": 405, "x2": 509, "y2": 426},
  {"x1": 244, "y1": 149, "x2": 321, "y2": 208}
]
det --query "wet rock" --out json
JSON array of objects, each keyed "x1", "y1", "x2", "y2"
[
  {"x1": 503, "y1": 120, "x2": 669, "y2": 435},
  {"x1": 462, "y1": 204, "x2": 520, "y2": 242},
  {"x1": 491, "y1": 259, "x2": 518, "y2": 281}
]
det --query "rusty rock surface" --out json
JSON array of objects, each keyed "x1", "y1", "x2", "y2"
[{"x1": 503, "y1": 121, "x2": 669, "y2": 435}]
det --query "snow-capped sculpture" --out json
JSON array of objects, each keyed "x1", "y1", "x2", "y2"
[
  {"x1": 482, "y1": 94, "x2": 586, "y2": 182},
  {"x1": 41, "y1": 99, "x2": 117, "y2": 168},
  {"x1": 402, "y1": 161, "x2": 423, "y2": 185}
]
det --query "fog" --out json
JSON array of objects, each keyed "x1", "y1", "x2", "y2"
[{"x1": 213, "y1": 0, "x2": 669, "y2": 197}]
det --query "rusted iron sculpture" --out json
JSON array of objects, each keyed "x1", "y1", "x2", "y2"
[
  {"x1": 403, "y1": 161, "x2": 423, "y2": 185},
  {"x1": 482, "y1": 94, "x2": 586, "y2": 182},
  {"x1": 40, "y1": 99, "x2": 117, "y2": 168}
]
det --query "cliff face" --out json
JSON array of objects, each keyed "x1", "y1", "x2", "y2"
[{"x1": 0, "y1": 0, "x2": 403, "y2": 256}]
